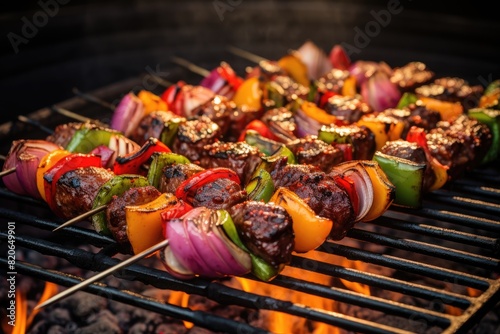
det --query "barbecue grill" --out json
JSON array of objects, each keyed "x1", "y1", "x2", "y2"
[
  {"x1": 0, "y1": 73, "x2": 499, "y2": 333},
  {"x1": 1, "y1": 1, "x2": 500, "y2": 333}
]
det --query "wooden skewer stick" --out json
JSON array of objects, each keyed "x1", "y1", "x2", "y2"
[
  {"x1": 51, "y1": 106, "x2": 108, "y2": 128},
  {"x1": 0, "y1": 155, "x2": 6, "y2": 160},
  {"x1": 226, "y1": 45, "x2": 269, "y2": 64},
  {"x1": 0, "y1": 167, "x2": 16, "y2": 178},
  {"x1": 52, "y1": 204, "x2": 107, "y2": 232},
  {"x1": 17, "y1": 115, "x2": 55, "y2": 135},
  {"x1": 72, "y1": 87, "x2": 117, "y2": 111},
  {"x1": 34, "y1": 239, "x2": 169, "y2": 310},
  {"x1": 170, "y1": 56, "x2": 211, "y2": 78},
  {"x1": 143, "y1": 73, "x2": 173, "y2": 89}
]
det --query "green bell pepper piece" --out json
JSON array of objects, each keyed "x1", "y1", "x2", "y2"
[
  {"x1": 245, "y1": 169, "x2": 275, "y2": 202},
  {"x1": 66, "y1": 127, "x2": 120, "y2": 153},
  {"x1": 484, "y1": 79, "x2": 500, "y2": 96},
  {"x1": 468, "y1": 108, "x2": 500, "y2": 163},
  {"x1": 91, "y1": 174, "x2": 150, "y2": 235},
  {"x1": 244, "y1": 130, "x2": 282, "y2": 156},
  {"x1": 318, "y1": 125, "x2": 351, "y2": 145},
  {"x1": 147, "y1": 152, "x2": 190, "y2": 189},
  {"x1": 220, "y1": 210, "x2": 279, "y2": 282},
  {"x1": 160, "y1": 117, "x2": 184, "y2": 147},
  {"x1": 373, "y1": 151, "x2": 425, "y2": 208},
  {"x1": 396, "y1": 92, "x2": 418, "y2": 109},
  {"x1": 266, "y1": 81, "x2": 285, "y2": 109}
]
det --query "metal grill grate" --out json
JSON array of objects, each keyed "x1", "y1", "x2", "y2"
[{"x1": 0, "y1": 75, "x2": 499, "y2": 334}]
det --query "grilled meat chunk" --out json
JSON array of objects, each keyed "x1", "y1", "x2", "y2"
[
  {"x1": 324, "y1": 95, "x2": 373, "y2": 123},
  {"x1": 271, "y1": 75, "x2": 310, "y2": 103},
  {"x1": 390, "y1": 61, "x2": 435, "y2": 92},
  {"x1": 425, "y1": 115, "x2": 491, "y2": 180},
  {"x1": 415, "y1": 77, "x2": 483, "y2": 110},
  {"x1": 271, "y1": 159, "x2": 355, "y2": 240},
  {"x1": 261, "y1": 107, "x2": 297, "y2": 143},
  {"x1": 158, "y1": 163, "x2": 204, "y2": 194},
  {"x1": 380, "y1": 140, "x2": 436, "y2": 191},
  {"x1": 286, "y1": 135, "x2": 343, "y2": 172},
  {"x1": 190, "y1": 95, "x2": 235, "y2": 137},
  {"x1": 189, "y1": 178, "x2": 247, "y2": 210},
  {"x1": 316, "y1": 69, "x2": 351, "y2": 94},
  {"x1": 54, "y1": 166, "x2": 114, "y2": 219},
  {"x1": 319, "y1": 124, "x2": 376, "y2": 160},
  {"x1": 199, "y1": 141, "x2": 263, "y2": 185},
  {"x1": 382, "y1": 106, "x2": 441, "y2": 139},
  {"x1": 131, "y1": 111, "x2": 185, "y2": 146},
  {"x1": 106, "y1": 186, "x2": 162, "y2": 244},
  {"x1": 225, "y1": 105, "x2": 262, "y2": 142},
  {"x1": 172, "y1": 115, "x2": 222, "y2": 163},
  {"x1": 229, "y1": 201, "x2": 294, "y2": 267}
]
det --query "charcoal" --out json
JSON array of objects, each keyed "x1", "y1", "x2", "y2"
[{"x1": 74, "y1": 318, "x2": 121, "y2": 334}]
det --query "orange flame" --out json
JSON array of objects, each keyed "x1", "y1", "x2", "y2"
[
  {"x1": 339, "y1": 259, "x2": 371, "y2": 296},
  {"x1": 168, "y1": 291, "x2": 193, "y2": 329}
]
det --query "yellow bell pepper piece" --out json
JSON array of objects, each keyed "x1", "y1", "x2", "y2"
[
  {"x1": 232, "y1": 77, "x2": 263, "y2": 111},
  {"x1": 428, "y1": 158, "x2": 449, "y2": 191},
  {"x1": 341, "y1": 76, "x2": 357, "y2": 97},
  {"x1": 301, "y1": 101, "x2": 338, "y2": 125},
  {"x1": 36, "y1": 149, "x2": 71, "y2": 201},
  {"x1": 357, "y1": 115, "x2": 404, "y2": 151},
  {"x1": 125, "y1": 193, "x2": 177, "y2": 255},
  {"x1": 278, "y1": 54, "x2": 310, "y2": 87},
  {"x1": 137, "y1": 90, "x2": 168, "y2": 115},
  {"x1": 270, "y1": 187, "x2": 332, "y2": 253},
  {"x1": 417, "y1": 96, "x2": 463, "y2": 123}
]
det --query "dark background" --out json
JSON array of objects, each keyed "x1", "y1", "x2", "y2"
[{"x1": 1, "y1": 0, "x2": 499, "y2": 125}]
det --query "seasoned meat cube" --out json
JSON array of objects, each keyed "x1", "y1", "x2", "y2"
[
  {"x1": 172, "y1": 115, "x2": 221, "y2": 163},
  {"x1": 229, "y1": 201, "x2": 294, "y2": 267},
  {"x1": 46, "y1": 122, "x2": 82, "y2": 148},
  {"x1": 199, "y1": 141, "x2": 263, "y2": 185},
  {"x1": 286, "y1": 135, "x2": 343, "y2": 172},
  {"x1": 225, "y1": 105, "x2": 262, "y2": 142},
  {"x1": 271, "y1": 160, "x2": 355, "y2": 240},
  {"x1": 189, "y1": 178, "x2": 247, "y2": 210},
  {"x1": 415, "y1": 77, "x2": 484, "y2": 110},
  {"x1": 320, "y1": 124, "x2": 376, "y2": 160},
  {"x1": 271, "y1": 75, "x2": 310, "y2": 103},
  {"x1": 190, "y1": 95, "x2": 235, "y2": 137},
  {"x1": 131, "y1": 111, "x2": 185, "y2": 146},
  {"x1": 435, "y1": 115, "x2": 492, "y2": 170},
  {"x1": 316, "y1": 69, "x2": 351, "y2": 94},
  {"x1": 380, "y1": 140, "x2": 436, "y2": 191},
  {"x1": 426, "y1": 128, "x2": 467, "y2": 180},
  {"x1": 261, "y1": 107, "x2": 297, "y2": 143},
  {"x1": 324, "y1": 95, "x2": 373, "y2": 123},
  {"x1": 383, "y1": 106, "x2": 441, "y2": 139},
  {"x1": 54, "y1": 167, "x2": 114, "y2": 219},
  {"x1": 390, "y1": 62, "x2": 435, "y2": 92},
  {"x1": 106, "y1": 186, "x2": 161, "y2": 244},
  {"x1": 246, "y1": 60, "x2": 286, "y2": 81},
  {"x1": 158, "y1": 163, "x2": 204, "y2": 194}
]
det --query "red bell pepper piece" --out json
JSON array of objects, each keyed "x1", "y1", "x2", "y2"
[
  {"x1": 218, "y1": 62, "x2": 244, "y2": 92},
  {"x1": 113, "y1": 137, "x2": 171, "y2": 176},
  {"x1": 318, "y1": 91, "x2": 339, "y2": 109},
  {"x1": 175, "y1": 168, "x2": 241, "y2": 203},
  {"x1": 161, "y1": 80, "x2": 186, "y2": 115},
  {"x1": 332, "y1": 143, "x2": 353, "y2": 162},
  {"x1": 332, "y1": 173, "x2": 359, "y2": 219},
  {"x1": 238, "y1": 120, "x2": 280, "y2": 142},
  {"x1": 43, "y1": 153, "x2": 102, "y2": 216}
]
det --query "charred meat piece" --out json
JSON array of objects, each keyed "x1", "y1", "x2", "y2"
[
  {"x1": 229, "y1": 201, "x2": 294, "y2": 267},
  {"x1": 320, "y1": 124, "x2": 376, "y2": 160},
  {"x1": 324, "y1": 95, "x2": 373, "y2": 123},
  {"x1": 54, "y1": 166, "x2": 114, "y2": 219},
  {"x1": 390, "y1": 61, "x2": 435, "y2": 92},
  {"x1": 172, "y1": 115, "x2": 221, "y2": 163},
  {"x1": 158, "y1": 163, "x2": 204, "y2": 194},
  {"x1": 190, "y1": 95, "x2": 235, "y2": 138},
  {"x1": 106, "y1": 185, "x2": 162, "y2": 244},
  {"x1": 199, "y1": 141, "x2": 263, "y2": 185},
  {"x1": 286, "y1": 135, "x2": 343, "y2": 172},
  {"x1": 271, "y1": 75, "x2": 310, "y2": 103},
  {"x1": 426, "y1": 128, "x2": 467, "y2": 180},
  {"x1": 131, "y1": 111, "x2": 185, "y2": 146},
  {"x1": 246, "y1": 60, "x2": 286, "y2": 81},
  {"x1": 261, "y1": 107, "x2": 297, "y2": 143},
  {"x1": 380, "y1": 140, "x2": 436, "y2": 191},
  {"x1": 316, "y1": 69, "x2": 351, "y2": 94},
  {"x1": 383, "y1": 106, "x2": 441, "y2": 139},
  {"x1": 189, "y1": 178, "x2": 247, "y2": 210},
  {"x1": 271, "y1": 159, "x2": 355, "y2": 240},
  {"x1": 434, "y1": 115, "x2": 492, "y2": 171},
  {"x1": 415, "y1": 77, "x2": 484, "y2": 110}
]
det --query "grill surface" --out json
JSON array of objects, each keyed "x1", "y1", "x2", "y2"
[{"x1": 0, "y1": 73, "x2": 499, "y2": 334}]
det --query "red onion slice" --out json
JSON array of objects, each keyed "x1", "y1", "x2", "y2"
[
  {"x1": 110, "y1": 93, "x2": 145, "y2": 137},
  {"x1": 335, "y1": 163, "x2": 374, "y2": 222},
  {"x1": 296, "y1": 40, "x2": 333, "y2": 80}
]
